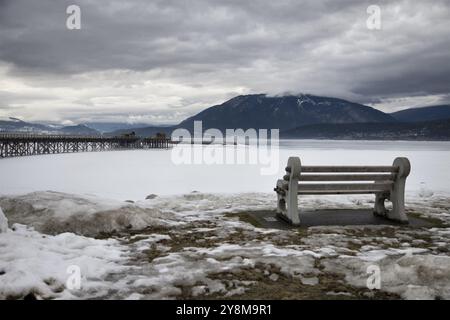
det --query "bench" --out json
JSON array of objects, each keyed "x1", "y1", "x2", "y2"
[{"x1": 274, "y1": 157, "x2": 411, "y2": 225}]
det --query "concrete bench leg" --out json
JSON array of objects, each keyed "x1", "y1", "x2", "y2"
[
  {"x1": 276, "y1": 179, "x2": 300, "y2": 226},
  {"x1": 386, "y1": 157, "x2": 410, "y2": 223},
  {"x1": 276, "y1": 179, "x2": 287, "y2": 214},
  {"x1": 286, "y1": 180, "x2": 300, "y2": 226},
  {"x1": 277, "y1": 157, "x2": 301, "y2": 226},
  {"x1": 373, "y1": 192, "x2": 388, "y2": 217}
]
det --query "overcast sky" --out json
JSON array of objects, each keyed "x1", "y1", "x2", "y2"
[{"x1": 0, "y1": 0, "x2": 449, "y2": 125}]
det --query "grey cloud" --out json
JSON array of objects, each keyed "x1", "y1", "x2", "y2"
[
  {"x1": 0, "y1": 0, "x2": 449, "y2": 122},
  {"x1": 0, "y1": 0, "x2": 368, "y2": 73}
]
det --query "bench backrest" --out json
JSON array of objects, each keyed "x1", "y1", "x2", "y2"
[{"x1": 281, "y1": 157, "x2": 410, "y2": 195}]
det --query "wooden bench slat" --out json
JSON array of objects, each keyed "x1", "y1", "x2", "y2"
[
  {"x1": 299, "y1": 174, "x2": 394, "y2": 181},
  {"x1": 298, "y1": 190, "x2": 385, "y2": 195},
  {"x1": 300, "y1": 166, "x2": 398, "y2": 173},
  {"x1": 297, "y1": 182, "x2": 392, "y2": 193}
]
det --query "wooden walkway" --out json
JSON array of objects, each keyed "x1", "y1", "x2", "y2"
[{"x1": 0, "y1": 133, "x2": 173, "y2": 158}]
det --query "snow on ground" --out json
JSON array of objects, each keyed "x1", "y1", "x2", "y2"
[{"x1": 0, "y1": 190, "x2": 449, "y2": 300}]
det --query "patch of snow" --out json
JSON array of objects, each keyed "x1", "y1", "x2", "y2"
[
  {"x1": 269, "y1": 273, "x2": 279, "y2": 281},
  {"x1": 124, "y1": 293, "x2": 144, "y2": 300},
  {"x1": 356, "y1": 248, "x2": 428, "y2": 262},
  {"x1": 0, "y1": 224, "x2": 128, "y2": 299},
  {"x1": 326, "y1": 291, "x2": 353, "y2": 296},
  {"x1": 301, "y1": 277, "x2": 319, "y2": 286}
]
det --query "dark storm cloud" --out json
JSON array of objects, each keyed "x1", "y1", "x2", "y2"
[
  {"x1": 352, "y1": 40, "x2": 450, "y2": 98},
  {"x1": 0, "y1": 0, "x2": 355, "y2": 72},
  {"x1": 0, "y1": 0, "x2": 449, "y2": 122}
]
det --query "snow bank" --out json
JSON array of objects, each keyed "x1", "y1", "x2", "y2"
[
  {"x1": 0, "y1": 191, "x2": 280, "y2": 236},
  {"x1": 0, "y1": 207, "x2": 7, "y2": 233},
  {"x1": 0, "y1": 223, "x2": 128, "y2": 299},
  {"x1": 0, "y1": 191, "x2": 180, "y2": 237}
]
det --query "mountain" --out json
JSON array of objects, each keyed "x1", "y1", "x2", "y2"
[
  {"x1": 0, "y1": 118, "x2": 100, "y2": 135},
  {"x1": 177, "y1": 94, "x2": 396, "y2": 131},
  {"x1": 4, "y1": 95, "x2": 450, "y2": 140},
  {"x1": 281, "y1": 119, "x2": 450, "y2": 140},
  {"x1": 390, "y1": 105, "x2": 450, "y2": 122}
]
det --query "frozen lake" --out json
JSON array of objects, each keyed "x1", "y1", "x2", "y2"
[{"x1": 1, "y1": 139, "x2": 449, "y2": 200}]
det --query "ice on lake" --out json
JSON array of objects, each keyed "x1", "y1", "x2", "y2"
[{"x1": 0, "y1": 139, "x2": 449, "y2": 200}]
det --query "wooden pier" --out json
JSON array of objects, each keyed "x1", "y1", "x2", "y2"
[{"x1": 0, "y1": 133, "x2": 172, "y2": 158}]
